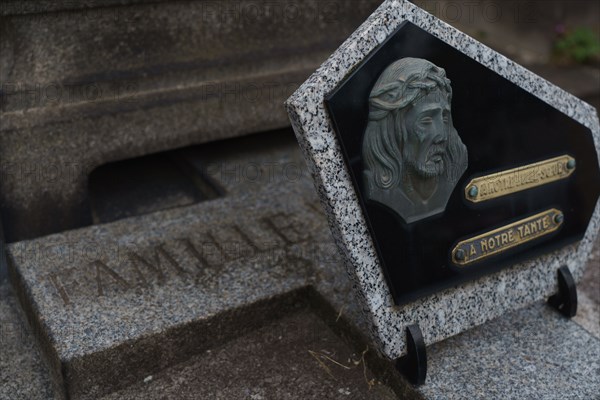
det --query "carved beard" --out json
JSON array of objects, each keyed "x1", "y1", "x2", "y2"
[{"x1": 404, "y1": 145, "x2": 446, "y2": 179}]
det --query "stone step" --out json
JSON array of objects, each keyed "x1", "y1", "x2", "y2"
[
  {"x1": 6, "y1": 130, "x2": 365, "y2": 399},
  {"x1": 421, "y1": 301, "x2": 600, "y2": 400},
  {"x1": 0, "y1": 281, "x2": 55, "y2": 399},
  {"x1": 0, "y1": 0, "x2": 382, "y2": 243},
  {"x1": 4, "y1": 129, "x2": 600, "y2": 400},
  {"x1": 99, "y1": 309, "x2": 400, "y2": 400}
]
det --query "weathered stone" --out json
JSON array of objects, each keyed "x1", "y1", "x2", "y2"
[
  {"x1": 2, "y1": 1, "x2": 600, "y2": 399},
  {"x1": 422, "y1": 301, "x2": 600, "y2": 400},
  {"x1": 99, "y1": 309, "x2": 400, "y2": 400},
  {"x1": 0, "y1": 0, "x2": 381, "y2": 242},
  {"x1": 6, "y1": 131, "x2": 356, "y2": 399},
  {"x1": 4, "y1": 129, "x2": 600, "y2": 399},
  {"x1": 573, "y1": 238, "x2": 600, "y2": 339},
  {"x1": 0, "y1": 281, "x2": 55, "y2": 400}
]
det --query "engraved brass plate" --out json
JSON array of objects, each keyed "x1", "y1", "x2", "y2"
[
  {"x1": 452, "y1": 209, "x2": 564, "y2": 266},
  {"x1": 465, "y1": 155, "x2": 575, "y2": 203}
]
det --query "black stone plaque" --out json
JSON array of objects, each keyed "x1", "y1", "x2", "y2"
[{"x1": 325, "y1": 22, "x2": 600, "y2": 305}]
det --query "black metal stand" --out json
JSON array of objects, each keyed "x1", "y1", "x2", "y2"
[
  {"x1": 392, "y1": 266, "x2": 575, "y2": 385},
  {"x1": 548, "y1": 265, "x2": 578, "y2": 318},
  {"x1": 396, "y1": 324, "x2": 427, "y2": 385}
]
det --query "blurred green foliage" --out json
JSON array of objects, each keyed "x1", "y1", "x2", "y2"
[{"x1": 554, "y1": 27, "x2": 600, "y2": 64}]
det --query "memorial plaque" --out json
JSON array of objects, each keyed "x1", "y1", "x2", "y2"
[
  {"x1": 324, "y1": 20, "x2": 600, "y2": 305},
  {"x1": 286, "y1": 0, "x2": 600, "y2": 359}
]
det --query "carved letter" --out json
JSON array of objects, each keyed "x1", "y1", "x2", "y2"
[
  {"x1": 92, "y1": 261, "x2": 130, "y2": 296},
  {"x1": 129, "y1": 245, "x2": 185, "y2": 285}
]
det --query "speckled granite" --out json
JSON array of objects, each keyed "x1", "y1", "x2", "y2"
[
  {"x1": 5, "y1": 132, "x2": 353, "y2": 399},
  {"x1": 573, "y1": 237, "x2": 600, "y2": 339},
  {"x1": 0, "y1": 281, "x2": 55, "y2": 400},
  {"x1": 285, "y1": 0, "x2": 600, "y2": 360},
  {"x1": 0, "y1": 0, "x2": 381, "y2": 243},
  {"x1": 99, "y1": 309, "x2": 399, "y2": 400},
  {"x1": 421, "y1": 301, "x2": 600, "y2": 400},
  {"x1": 4, "y1": 130, "x2": 600, "y2": 400}
]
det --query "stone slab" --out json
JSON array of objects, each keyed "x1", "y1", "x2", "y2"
[
  {"x1": 4, "y1": 129, "x2": 600, "y2": 399},
  {"x1": 573, "y1": 236, "x2": 600, "y2": 339},
  {"x1": 0, "y1": 0, "x2": 381, "y2": 242},
  {"x1": 422, "y1": 301, "x2": 600, "y2": 400},
  {"x1": 0, "y1": 281, "x2": 55, "y2": 400},
  {"x1": 99, "y1": 309, "x2": 400, "y2": 400},
  {"x1": 5, "y1": 130, "x2": 365, "y2": 399},
  {"x1": 101, "y1": 298, "x2": 600, "y2": 400},
  {"x1": 5, "y1": 258, "x2": 600, "y2": 400},
  {"x1": 0, "y1": 0, "x2": 158, "y2": 15},
  {"x1": 285, "y1": 0, "x2": 600, "y2": 360}
]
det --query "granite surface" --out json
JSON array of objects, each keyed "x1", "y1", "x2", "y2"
[
  {"x1": 4, "y1": 263, "x2": 599, "y2": 400},
  {"x1": 422, "y1": 301, "x2": 600, "y2": 400},
  {"x1": 3, "y1": 1, "x2": 600, "y2": 398},
  {"x1": 100, "y1": 309, "x2": 400, "y2": 400},
  {"x1": 6, "y1": 130, "x2": 377, "y2": 399},
  {"x1": 0, "y1": 281, "x2": 55, "y2": 400},
  {"x1": 3, "y1": 130, "x2": 600, "y2": 399},
  {"x1": 0, "y1": 0, "x2": 381, "y2": 243},
  {"x1": 285, "y1": 0, "x2": 600, "y2": 360},
  {"x1": 573, "y1": 236, "x2": 600, "y2": 339}
]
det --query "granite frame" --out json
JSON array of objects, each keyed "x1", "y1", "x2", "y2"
[{"x1": 285, "y1": 0, "x2": 600, "y2": 360}]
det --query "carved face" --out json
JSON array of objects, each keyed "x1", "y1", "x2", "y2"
[
  {"x1": 403, "y1": 89, "x2": 450, "y2": 178},
  {"x1": 361, "y1": 57, "x2": 468, "y2": 223}
]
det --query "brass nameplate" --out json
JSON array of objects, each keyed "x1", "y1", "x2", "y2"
[
  {"x1": 452, "y1": 209, "x2": 564, "y2": 266},
  {"x1": 465, "y1": 155, "x2": 575, "y2": 203}
]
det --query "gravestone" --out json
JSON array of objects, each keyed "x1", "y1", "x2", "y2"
[
  {"x1": 285, "y1": 0, "x2": 600, "y2": 365},
  {"x1": 3, "y1": 0, "x2": 600, "y2": 398}
]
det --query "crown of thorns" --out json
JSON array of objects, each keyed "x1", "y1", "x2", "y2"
[{"x1": 368, "y1": 70, "x2": 452, "y2": 121}]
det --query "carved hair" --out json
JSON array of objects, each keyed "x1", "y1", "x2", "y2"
[{"x1": 363, "y1": 58, "x2": 467, "y2": 189}]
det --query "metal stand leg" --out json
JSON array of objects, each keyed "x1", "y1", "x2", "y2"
[
  {"x1": 548, "y1": 265, "x2": 578, "y2": 318},
  {"x1": 396, "y1": 324, "x2": 427, "y2": 385}
]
